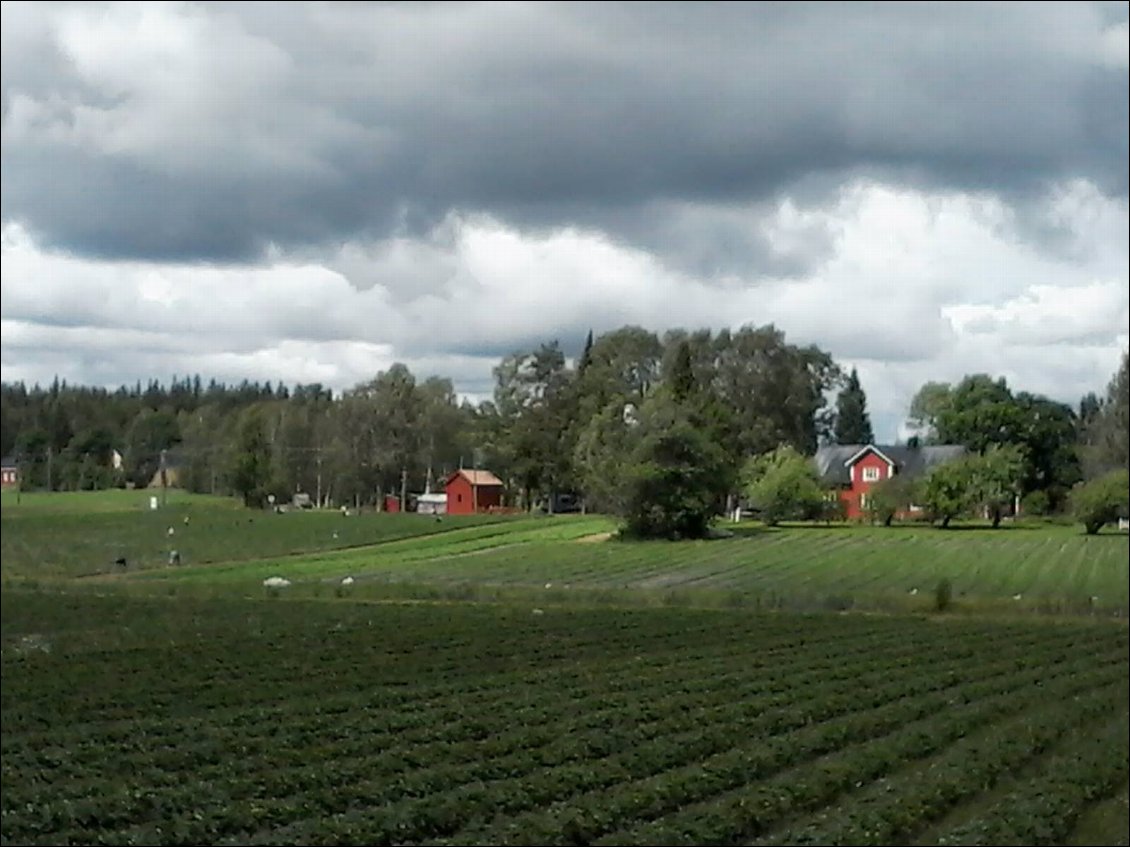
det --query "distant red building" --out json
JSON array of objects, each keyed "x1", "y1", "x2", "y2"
[
  {"x1": 814, "y1": 444, "x2": 965, "y2": 520},
  {"x1": 1, "y1": 456, "x2": 18, "y2": 489},
  {"x1": 444, "y1": 469, "x2": 504, "y2": 515},
  {"x1": 383, "y1": 494, "x2": 401, "y2": 513}
]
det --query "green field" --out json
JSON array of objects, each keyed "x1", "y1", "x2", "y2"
[
  {"x1": 0, "y1": 491, "x2": 512, "y2": 579},
  {"x1": 107, "y1": 516, "x2": 1128, "y2": 617},
  {"x1": 2, "y1": 590, "x2": 1126, "y2": 846},
  {"x1": 2, "y1": 491, "x2": 1128, "y2": 845}
]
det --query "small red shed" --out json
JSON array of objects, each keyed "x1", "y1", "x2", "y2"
[
  {"x1": 383, "y1": 494, "x2": 401, "y2": 513},
  {"x1": 445, "y1": 469, "x2": 504, "y2": 515}
]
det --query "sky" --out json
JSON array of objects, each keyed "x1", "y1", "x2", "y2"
[{"x1": 1, "y1": 1, "x2": 1127, "y2": 442}]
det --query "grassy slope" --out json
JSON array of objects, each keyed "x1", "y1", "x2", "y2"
[
  {"x1": 0, "y1": 490, "x2": 515, "y2": 579},
  {"x1": 136, "y1": 521, "x2": 1128, "y2": 615}
]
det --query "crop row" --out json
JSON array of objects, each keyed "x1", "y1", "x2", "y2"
[
  {"x1": 590, "y1": 673, "x2": 1127, "y2": 847},
  {"x1": 446, "y1": 658, "x2": 1128, "y2": 847},
  {"x1": 7, "y1": 626, "x2": 1061, "y2": 842},
  {"x1": 930, "y1": 712, "x2": 1130, "y2": 846},
  {"x1": 753, "y1": 686, "x2": 1129, "y2": 844},
  {"x1": 4, "y1": 615, "x2": 1008, "y2": 778},
  {"x1": 6, "y1": 620, "x2": 1099, "y2": 803},
  {"x1": 8, "y1": 610, "x2": 1082, "y2": 764},
  {"x1": 122, "y1": 646, "x2": 1127, "y2": 845}
]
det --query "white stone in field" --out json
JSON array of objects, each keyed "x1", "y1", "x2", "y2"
[
  {"x1": 263, "y1": 577, "x2": 291, "y2": 588},
  {"x1": 532, "y1": 608, "x2": 544, "y2": 616},
  {"x1": 167, "y1": 526, "x2": 175, "y2": 536},
  {"x1": 341, "y1": 576, "x2": 355, "y2": 586},
  {"x1": 1012, "y1": 593, "x2": 1022, "y2": 600},
  {"x1": 909, "y1": 588, "x2": 918, "y2": 595},
  {"x1": 545, "y1": 582, "x2": 552, "y2": 589}
]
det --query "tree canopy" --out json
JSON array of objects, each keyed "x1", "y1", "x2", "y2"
[{"x1": 833, "y1": 367, "x2": 874, "y2": 445}]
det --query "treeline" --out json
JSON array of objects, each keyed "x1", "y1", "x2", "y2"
[
  {"x1": 2, "y1": 328, "x2": 1126, "y2": 531},
  {"x1": 0, "y1": 325, "x2": 837, "y2": 510}
]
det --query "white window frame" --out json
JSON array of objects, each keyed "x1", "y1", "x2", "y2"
[{"x1": 861, "y1": 466, "x2": 882, "y2": 482}]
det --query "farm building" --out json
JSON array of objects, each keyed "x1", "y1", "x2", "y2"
[
  {"x1": 445, "y1": 469, "x2": 504, "y2": 515},
  {"x1": 147, "y1": 449, "x2": 186, "y2": 489},
  {"x1": 1, "y1": 455, "x2": 19, "y2": 488},
  {"x1": 814, "y1": 443, "x2": 965, "y2": 520},
  {"x1": 416, "y1": 492, "x2": 447, "y2": 515}
]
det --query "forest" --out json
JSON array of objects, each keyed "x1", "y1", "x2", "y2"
[{"x1": 2, "y1": 324, "x2": 1126, "y2": 526}]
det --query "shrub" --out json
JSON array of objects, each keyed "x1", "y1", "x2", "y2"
[
  {"x1": 742, "y1": 446, "x2": 826, "y2": 526},
  {"x1": 1070, "y1": 470, "x2": 1130, "y2": 535},
  {"x1": 865, "y1": 474, "x2": 918, "y2": 526},
  {"x1": 934, "y1": 578, "x2": 953, "y2": 612},
  {"x1": 1022, "y1": 489, "x2": 1051, "y2": 517}
]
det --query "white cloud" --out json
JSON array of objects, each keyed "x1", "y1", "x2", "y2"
[
  {"x1": 1098, "y1": 20, "x2": 1129, "y2": 69},
  {"x1": 2, "y1": 178, "x2": 1127, "y2": 442}
]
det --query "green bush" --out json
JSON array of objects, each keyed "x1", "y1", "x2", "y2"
[
  {"x1": 865, "y1": 474, "x2": 918, "y2": 526},
  {"x1": 743, "y1": 446, "x2": 826, "y2": 527},
  {"x1": 934, "y1": 578, "x2": 953, "y2": 612},
  {"x1": 1070, "y1": 470, "x2": 1130, "y2": 535},
  {"x1": 1021, "y1": 489, "x2": 1051, "y2": 517}
]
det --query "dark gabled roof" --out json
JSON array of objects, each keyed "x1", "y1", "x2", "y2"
[
  {"x1": 813, "y1": 444, "x2": 965, "y2": 485},
  {"x1": 1, "y1": 455, "x2": 18, "y2": 469}
]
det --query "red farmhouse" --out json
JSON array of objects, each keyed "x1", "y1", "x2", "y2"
[
  {"x1": 444, "y1": 469, "x2": 504, "y2": 515},
  {"x1": 814, "y1": 443, "x2": 965, "y2": 520}
]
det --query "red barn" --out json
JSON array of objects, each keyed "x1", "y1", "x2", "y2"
[
  {"x1": 814, "y1": 443, "x2": 965, "y2": 520},
  {"x1": 383, "y1": 494, "x2": 401, "y2": 513},
  {"x1": 444, "y1": 469, "x2": 504, "y2": 515}
]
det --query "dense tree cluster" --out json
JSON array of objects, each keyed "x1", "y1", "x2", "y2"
[{"x1": 3, "y1": 335, "x2": 1126, "y2": 537}]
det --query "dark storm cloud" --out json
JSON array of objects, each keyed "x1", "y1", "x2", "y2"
[{"x1": 1, "y1": 1, "x2": 1126, "y2": 267}]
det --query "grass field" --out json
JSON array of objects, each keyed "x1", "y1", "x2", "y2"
[
  {"x1": 106, "y1": 517, "x2": 1130, "y2": 617},
  {"x1": 2, "y1": 490, "x2": 1128, "y2": 845},
  {"x1": 2, "y1": 589, "x2": 1126, "y2": 846},
  {"x1": 0, "y1": 491, "x2": 513, "y2": 579}
]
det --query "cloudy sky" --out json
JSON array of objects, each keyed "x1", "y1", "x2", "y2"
[{"x1": 2, "y1": 1, "x2": 1127, "y2": 440}]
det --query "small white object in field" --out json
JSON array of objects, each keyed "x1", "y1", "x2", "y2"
[
  {"x1": 532, "y1": 608, "x2": 544, "y2": 616},
  {"x1": 332, "y1": 531, "x2": 339, "y2": 539},
  {"x1": 1012, "y1": 593, "x2": 1022, "y2": 600},
  {"x1": 167, "y1": 526, "x2": 175, "y2": 536},
  {"x1": 341, "y1": 576, "x2": 354, "y2": 586},
  {"x1": 263, "y1": 577, "x2": 291, "y2": 588},
  {"x1": 909, "y1": 588, "x2": 918, "y2": 595},
  {"x1": 545, "y1": 582, "x2": 552, "y2": 589},
  {"x1": 183, "y1": 516, "x2": 189, "y2": 525}
]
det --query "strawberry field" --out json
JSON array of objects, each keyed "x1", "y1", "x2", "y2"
[{"x1": 2, "y1": 589, "x2": 1126, "y2": 846}]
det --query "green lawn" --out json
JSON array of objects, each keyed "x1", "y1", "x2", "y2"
[
  {"x1": 0, "y1": 490, "x2": 516, "y2": 579},
  {"x1": 0, "y1": 487, "x2": 234, "y2": 514},
  {"x1": 2, "y1": 590, "x2": 1126, "y2": 846},
  {"x1": 129, "y1": 520, "x2": 1129, "y2": 616}
]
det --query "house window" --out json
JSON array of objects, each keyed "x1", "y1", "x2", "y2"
[
  {"x1": 862, "y1": 466, "x2": 882, "y2": 482},
  {"x1": 457, "y1": 493, "x2": 463, "y2": 503}
]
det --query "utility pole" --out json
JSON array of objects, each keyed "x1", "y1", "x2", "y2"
[
  {"x1": 160, "y1": 448, "x2": 168, "y2": 507},
  {"x1": 400, "y1": 467, "x2": 408, "y2": 512},
  {"x1": 316, "y1": 448, "x2": 323, "y2": 510},
  {"x1": 46, "y1": 446, "x2": 53, "y2": 492}
]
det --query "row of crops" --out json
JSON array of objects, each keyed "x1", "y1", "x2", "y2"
[
  {"x1": 140, "y1": 521, "x2": 1130, "y2": 615},
  {"x1": 2, "y1": 589, "x2": 1127, "y2": 845}
]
